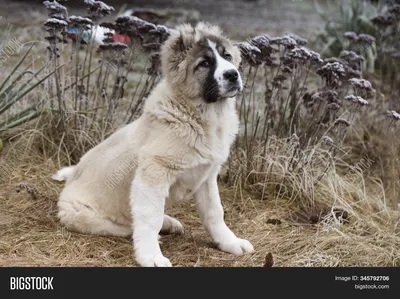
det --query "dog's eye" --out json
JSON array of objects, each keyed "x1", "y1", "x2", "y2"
[
  {"x1": 223, "y1": 53, "x2": 232, "y2": 61},
  {"x1": 199, "y1": 59, "x2": 211, "y2": 68}
]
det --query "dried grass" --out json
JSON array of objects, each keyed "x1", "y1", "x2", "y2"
[{"x1": 1, "y1": 141, "x2": 399, "y2": 267}]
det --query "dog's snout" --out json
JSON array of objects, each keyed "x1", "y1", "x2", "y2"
[{"x1": 223, "y1": 69, "x2": 239, "y2": 82}]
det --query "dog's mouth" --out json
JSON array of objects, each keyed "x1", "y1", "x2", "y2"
[
  {"x1": 227, "y1": 85, "x2": 240, "y2": 92},
  {"x1": 221, "y1": 85, "x2": 242, "y2": 98},
  {"x1": 204, "y1": 83, "x2": 243, "y2": 102}
]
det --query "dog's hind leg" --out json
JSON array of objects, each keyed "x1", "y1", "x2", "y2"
[
  {"x1": 58, "y1": 197, "x2": 132, "y2": 237},
  {"x1": 52, "y1": 166, "x2": 76, "y2": 182},
  {"x1": 160, "y1": 214, "x2": 184, "y2": 235}
]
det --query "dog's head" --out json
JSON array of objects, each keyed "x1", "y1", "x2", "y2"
[{"x1": 161, "y1": 22, "x2": 242, "y2": 103}]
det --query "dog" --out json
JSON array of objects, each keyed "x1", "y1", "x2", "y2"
[{"x1": 53, "y1": 22, "x2": 254, "y2": 267}]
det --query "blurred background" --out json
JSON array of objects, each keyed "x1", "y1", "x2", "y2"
[{"x1": 0, "y1": 0, "x2": 321, "y2": 40}]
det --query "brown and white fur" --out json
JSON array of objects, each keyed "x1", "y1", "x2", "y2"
[{"x1": 53, "y1": 22, "x2": 254, "y2": 267}]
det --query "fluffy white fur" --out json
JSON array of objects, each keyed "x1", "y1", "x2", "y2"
[{"x1": 55, "y1": 22, "x2": 254, "y2": 267}]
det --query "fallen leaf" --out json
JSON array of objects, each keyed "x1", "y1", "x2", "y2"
[{"x1": 264, "y1": 252, "x2": 274, "y2": 267}]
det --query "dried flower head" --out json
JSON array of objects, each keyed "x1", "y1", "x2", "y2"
[
  {"x1": 311, "y1": 91, "x2": 339, "y2": 102},
  {"x1": 286, "y1": 46, "x2": 323, "y2": 64},
  {"x1": 151, "y1": 25, "x2": 172, "y2": 43},
  {"x1": 344, "y1": 31, "x2": 358, "y2": 42},
  {"x1": 371, "y1": 14, "x2": 394, "y2": 26},
  {"x1": 115, "y1": 16, "x2": 162, "y2": 50},
  {"x1": 340, "y1": 50, "x2": 364, "y2": 63},
  {"x1": 356, "y1": 34, "x2": 376, "y2": 45},
  {"x1": 348, "y1": 78, "x2": 375, "y2": 96},
  {"x1": 116, "y1": 16, "x2": 156, "y2": 33},
  {"x1": 317, "y1": 62, "x2": 346, "y2": 85},
  {"x1": 386, "y1": 110, "x2": 400, "y2": 121},
  {"x1": 357, "y1": 98, "x2": 369, "y2": 106},
  {"x1": 286, "y1": 46, "x2": 310, "y2": 61},
  {"x1": 269, "y1": 36, "x2": 297, "y2": 48},
  {"x1": 284, "y1": 33, "x2": 308, "y2": 46},
  {"x1": 343, "y1": 65, "x2": 362, "y2": 79},
  {"x1": 321, "y1": 62, "x2": 345, "y2": 73},
  {"x1": 235, "y1": 41, "x2": 262, "y2": 66},
  {"x1": 251, "y1": 35, "x2": 276, "y2": 61},
  {"x1": 44, "y1": 18, "x2": 68, "y2": 32},
  {"x1": 251, "y1": 35, "x2": 269, "y2": 50},
  {"x1": 308, "y1": 50, "x2": 323, "y2": 64},
  {"x1": 84, "y1": 0, "x2": 114, "y2": 21},
  {"x1": 69, "y1": 16, "x2": 94, "y2": 31},
  {"x1": 98, "y1": 42, "x2": 131, "y2": 71},
  {"x1": 345, "y1": 95, "x2": 369, "y2": 106},
  {"x1": 310, "y1": 93, "x2": 323, "y2": 102},
  {"x1": 305, "y1": 90, "x2": 339, "y2": 108},
  {"x1": 43, "y1": 0, "x2": 68, "y2": 19}
]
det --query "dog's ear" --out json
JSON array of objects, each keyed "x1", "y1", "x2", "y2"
[
  {"x1": 169, "y1": 24, "x2": 196, "y2": 54},
  {"x1": 161, "y1": 24, "x2": 195, "y2": 84},
  {"x1": 195, "y1": 22, "x2": 223, "y2": 38},
  {"x1": 176, "y1": 35, "x2": 186, "y2": 52}
]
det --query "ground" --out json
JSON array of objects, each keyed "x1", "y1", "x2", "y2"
[
  {"x1": 1, "y1": 147, "x2": 399, "y2": 267},
  {"x1": 1, "y1": 0, "x2": 399, "y2": 267}
]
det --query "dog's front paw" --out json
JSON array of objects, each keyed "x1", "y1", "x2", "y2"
[
  {"x1": 218, "y1": 238, "x2": 254, "y2": 256},
  {"x1": 136, "y1": 253, "x2": 172, "y2": 267}
]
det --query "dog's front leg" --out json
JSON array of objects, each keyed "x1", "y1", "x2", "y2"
[
  {"x1": 194, "y1": 168, "x2": 254, "y2": 256},
  {"x1": 130, "y1": 169, "x2": 171, "y2": 267}
]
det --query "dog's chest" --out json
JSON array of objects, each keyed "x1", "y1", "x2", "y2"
[
  {"x1": 167, "y1": 164, "x2": 214, "y2": 206},
  {"x1": 166, "y1": 105, "x2": 239, "y2": 206},
  {"x1": 203, "y1": 106, "x2": 239, "y2": 164}
]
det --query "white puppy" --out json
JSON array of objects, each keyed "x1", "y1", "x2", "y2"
[{"x1": 54, "y1": 22, "x2": 254, "y2": 267}]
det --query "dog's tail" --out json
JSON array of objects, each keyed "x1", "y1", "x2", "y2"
[{"x1": 52, "y1": 166, "x2": 76, "y2": 182}]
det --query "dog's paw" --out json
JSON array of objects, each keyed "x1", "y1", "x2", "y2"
[
  {"x1": 161, "y1": 216, "x2": 184, "y2": 235},
  {"x1": 151, "y1": 255, "x2": 172, "y2": 267},
  {"x1": 136, "y1": 253, "x2": 172, "y2": 267},
  {"x1": 218, "y1": 238, "x2": 254, "y2": 256},
  {"x1": 168, "y1": 218, "x2": 184, "y2": 235},
  {"x1": 51, "y1": 166, "x2": 75, "y2": 182}
]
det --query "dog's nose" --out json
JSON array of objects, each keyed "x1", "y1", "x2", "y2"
[{"x1": 223, "y1": 69, "x2": 239, "y2": 82}]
